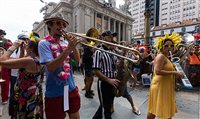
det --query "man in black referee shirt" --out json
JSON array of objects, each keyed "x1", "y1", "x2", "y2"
[{"x1": 92, "y1": 30, "x2": 120, "y2": 119}]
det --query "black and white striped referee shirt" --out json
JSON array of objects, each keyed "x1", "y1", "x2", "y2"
[{"x1": 93, "y1": 45, "x2": 117, "y2": 78}]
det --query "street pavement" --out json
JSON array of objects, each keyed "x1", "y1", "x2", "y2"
[{"x1": 0, "y1": 72, "x2": 199, "y2": 119}]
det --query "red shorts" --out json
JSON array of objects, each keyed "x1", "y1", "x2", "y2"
[
  {"x1": 67, "y1": 87, "x2": 81, "y2": 113},
  {"x1": 45, "y1": 87, "x2": 80, "y2": 119}
]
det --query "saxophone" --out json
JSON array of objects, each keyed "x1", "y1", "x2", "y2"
[{"x1": 113, "y1": 48, "x2": 140, "y2": 97}]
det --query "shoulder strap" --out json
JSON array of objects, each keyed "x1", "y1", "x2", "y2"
[{"x1": 33, "y1": 57, "x2": 40, "y2": 64}]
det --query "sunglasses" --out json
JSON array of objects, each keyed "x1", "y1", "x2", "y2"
[
  {"x1": 164, "y1": 45, "x2": 174, "y2": 48},
  {"x1": 52, "y1": 20, "x2": 67, "y2": 28}
]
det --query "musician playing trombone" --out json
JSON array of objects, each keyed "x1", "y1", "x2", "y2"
[
  {"x1": 92, "y1": 30, "x2": 120, "y2": 119},
  {"x1": 82, "y1": 28, "x2": 99, "y2": 99},
  {"x1": 38, "y1": 15, "x2": 81, "y2": 119}
]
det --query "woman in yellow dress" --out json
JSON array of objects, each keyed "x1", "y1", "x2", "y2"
[{"x1": 147, "y1": 33, "x2": 184, "y2": 119}]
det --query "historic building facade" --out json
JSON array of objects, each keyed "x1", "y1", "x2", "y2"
[
  {"x1": 134, "y1": 18, "x2": 200, "y2": 45},
  {"x1": 32, "y1": 0, "x2": 133, "y2": 43}
]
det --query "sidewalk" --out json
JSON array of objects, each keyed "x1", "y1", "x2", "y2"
[
  {"x1": 74, "y1": 72, "x2": 200, "y2": 119},
  {"x1": 0, "y1": 72, "x2": 199, "y2": 119}
]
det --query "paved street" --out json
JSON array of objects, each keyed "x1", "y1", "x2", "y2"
[{"x1": 0, "y1": 72, "x2": 199, "y2": 119}]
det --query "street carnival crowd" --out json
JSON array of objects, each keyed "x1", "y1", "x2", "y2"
[{"x1": 0, "y1": 15, "x2": 200, "y2": 119}]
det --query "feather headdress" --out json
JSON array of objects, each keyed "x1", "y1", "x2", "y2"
[{"x1": 154, "y1": 32, "x2": 181, "y2": 52}]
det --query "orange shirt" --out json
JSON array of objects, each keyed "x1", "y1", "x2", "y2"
[{"x1": 189, "y1": 53, "x2": 200, "y2": 65}]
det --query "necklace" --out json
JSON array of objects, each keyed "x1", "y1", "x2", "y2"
[{"x1": 45, "y1": 35, "x2": 70, "y2": 80}]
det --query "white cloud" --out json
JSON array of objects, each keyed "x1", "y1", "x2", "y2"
[
  {"x1": 0, "y1": 0, "x2": 123, "y2": 41},
  {"x1": 0, "y1": 0, "x2": 45, "y2": 41},
  {"x1": 116, "y1": 0, "x2": 125, "y2": 8}
]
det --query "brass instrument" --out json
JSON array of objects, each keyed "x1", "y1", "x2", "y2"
[
  {"x1": 172, "y1": 33, "x2": 195, "y2": 64},
  {"x1": 61, "y1": 30, "x2": 142, "y2": 96},
  {"x1": 119, "y1": 41, "x2": 127, "y2": 46},
  {"x1": 114, "y1": 58, "x2": 134, "y2": 97},
  {"x1": 169, "y1": 51, "x2": 193, "y2": 88},
  {"x1": 0, "y1": 47, "x2": 5, "y2": 82},
  {"x1": 61, "y1": 30, "x2": 142, "y2": 64},
  {"x1": 170, "y1": 33, "x2": 195, "y2": 88}
]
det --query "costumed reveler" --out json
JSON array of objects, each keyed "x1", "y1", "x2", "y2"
[
  {"x1": 8, "y1": 32, "x2": 44, "y2": 119},
  {"x1": 147, "y1": 32, "x2": 184, "y2": 119}
]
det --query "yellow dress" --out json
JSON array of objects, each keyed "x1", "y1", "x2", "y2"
[{"x1": 148, "y1": 56, "x2": 177, "y2": 119}]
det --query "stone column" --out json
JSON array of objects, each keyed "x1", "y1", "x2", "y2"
[
  {"x1": 77, "y1": 5, "x2": 84, "y2": 33},
  {"x1": 94, "y1": 11, "x2": 97, "y2": 28},
  {"x1": 114, "y1": 20, "x2": 116, "y2": 32},
  {"x1": 108, "y1": 17, "x2": 111, "y2": 30},
  {"x1": 118, "y1": 21, "x2": 121, "y2": 41},
  {"x1": 102, "y1": 14, "x2": 104, "y2": 32},
  {"x1": 122, "y1": 23, "x2": 126, "y2": 41}
]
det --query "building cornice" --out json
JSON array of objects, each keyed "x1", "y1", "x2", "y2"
[
  {"x1": 72, "y1": 0, "x2": 133, "y2": 24},
  {"x1": 153, "y1": 19, "x2": 200, "y2": 31}
]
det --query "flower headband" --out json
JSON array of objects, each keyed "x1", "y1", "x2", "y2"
[{"x1": 154, "y1": 32, "x2": 181, "y2": 52}]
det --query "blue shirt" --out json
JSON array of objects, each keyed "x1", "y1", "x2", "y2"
[{"x1": 38, "y1": 39, "x2": 76, "y2": 97}]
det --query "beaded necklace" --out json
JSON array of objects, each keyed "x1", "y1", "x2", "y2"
[{"x1": 45, "y1": 35, "x2": 70, "y2": 80}]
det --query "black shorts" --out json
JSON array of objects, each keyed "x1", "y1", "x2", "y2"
[{"x1": 84, "y1": 68, "x2": 94, "y2": 77}]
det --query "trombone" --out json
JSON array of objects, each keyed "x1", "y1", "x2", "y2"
[{"x1": 61, "y1": 30, "x2": 142, "y2": 63}]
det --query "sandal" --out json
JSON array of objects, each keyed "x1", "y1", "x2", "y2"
[{"x1": 133, "y1": 109, "x2": 141, "y2": 116}]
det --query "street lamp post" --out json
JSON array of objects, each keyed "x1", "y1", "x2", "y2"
[{"x1": 144, "y1": 0, "x2": 151, "y2": 46}]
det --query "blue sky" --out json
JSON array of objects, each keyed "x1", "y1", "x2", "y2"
[{"x1": 0, "y1": 0, "x2": 124, "y2": 41}]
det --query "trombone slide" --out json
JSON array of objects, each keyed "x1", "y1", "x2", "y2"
[
  {"x1": 173, "y1": 62, "x2": 193, "y2": 88},
  {"x1": 81, "y1": 42, "x2": 139, "y2": 63},
  {"x1": 60, "y1": 30, "x2": 141, "y2": 63}
]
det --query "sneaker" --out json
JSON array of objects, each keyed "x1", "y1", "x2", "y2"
[
  {"x1": 85, "y1": 91, "x2": 93, "y2": 99},
  {"x1": 89, "y1": 90, "x2": 95, "y2": 96}
]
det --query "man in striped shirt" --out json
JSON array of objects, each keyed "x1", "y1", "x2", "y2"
[{"x1": 92, "y1": 31, "x2": 120, "y2": 119}]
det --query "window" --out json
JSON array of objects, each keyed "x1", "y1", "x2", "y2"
[
  {"x1": 170, "y1": 29, "x2": 174, "y2": 33},
  {"x1": 182, "y1": 27, "x2": 186, "y2": 32},
  {"x1": 161, "y1": 31, "x2": 164, "y2": 35},
  {"x1": 152, "y1": 32, "x2": 155, "y2": 36},
  {"x1": 195, "y1": 25, "x2": 200, "y2": 33}
]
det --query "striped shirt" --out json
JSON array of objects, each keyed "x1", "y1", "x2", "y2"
[{"x1": 93, "y1": 45, "x2": 117, "y2": 78}]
